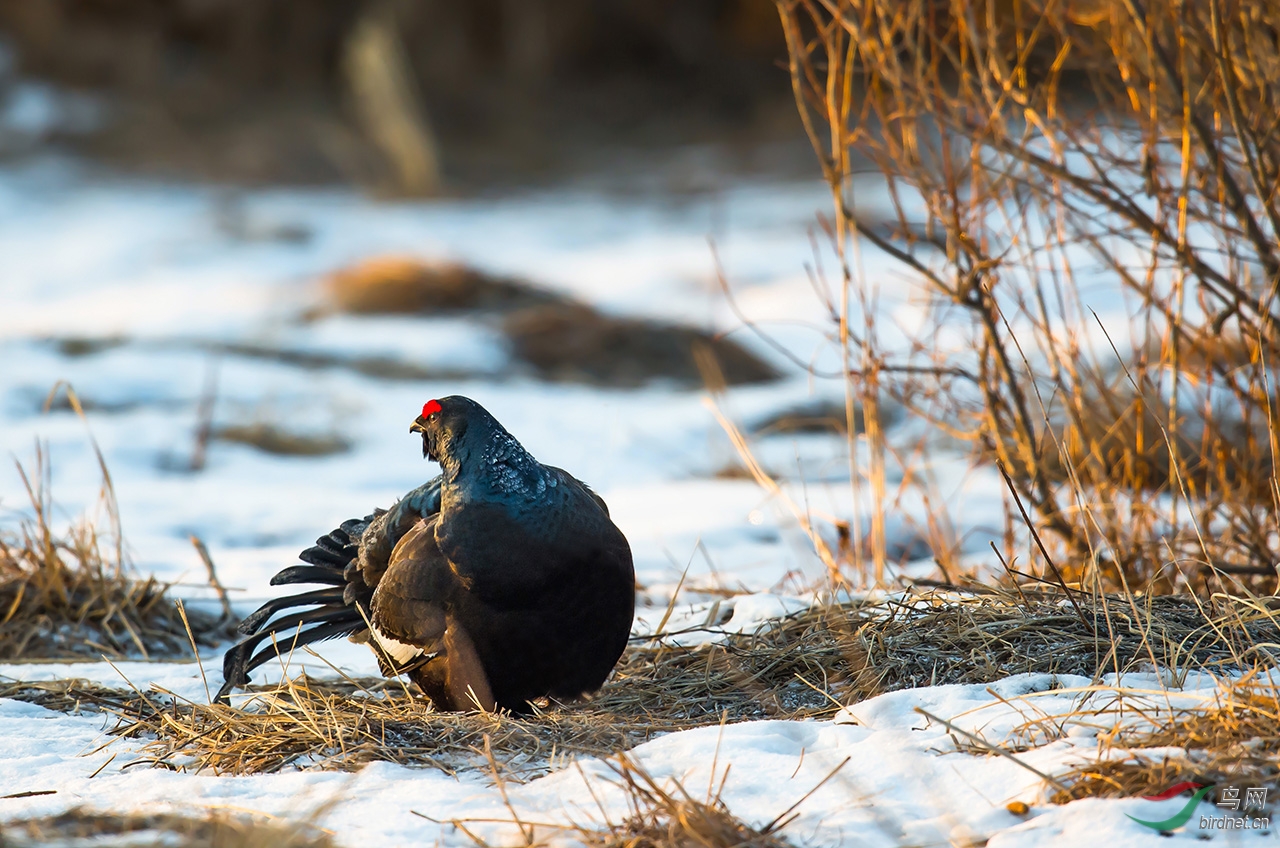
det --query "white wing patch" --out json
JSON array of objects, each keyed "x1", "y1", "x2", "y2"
[{"x1": 369, "y1": 623, "x2": 423, "y2": 665}]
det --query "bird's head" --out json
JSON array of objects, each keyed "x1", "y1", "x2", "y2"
[
  {"x1": 409, "y1": 396, "x2": 479, "y2": 464},
  {"x1": 412, "y1": 395, "x2": 545, "y2": 494}
]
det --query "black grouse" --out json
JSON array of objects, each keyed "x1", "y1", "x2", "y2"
[{"x1": 217, "y1": 395, "x2": 635, "y2": 713}]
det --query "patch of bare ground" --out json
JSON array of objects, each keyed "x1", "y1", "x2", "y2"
[
  {"x1": 749, "y1": 398, "x2": 903, "y2": 436},
  {"x1": 752, "y1": 399, "x2": 855, "y2": 436},
  {"x1": 32, "y1": 590, "x2": 1276, "y2": 776},
  {"x1": 0, "y1": 808, "x2": 335, "y2": 848},
  {"x1": 44, "y1": 256, "x2": 780, "y2": 389},
  {"x1": 53, "y1": 337, "x2": 129, "y2": 358}
]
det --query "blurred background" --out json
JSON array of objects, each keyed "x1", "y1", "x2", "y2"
[
  {"x1": 0, "y1": 1, "x2": 809, "y2": 190},
  {"x1": 0, "y1": 0, "x2": 869, "y2": 612}
]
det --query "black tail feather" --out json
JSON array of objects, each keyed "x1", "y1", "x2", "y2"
[
  {"x1": 339, "y1": 517, "x2": 368, "y2": 536},
  {"x1": 297, "y1": 546, "x2": 349, "y2": 568},
  {"x1": 218, "y1": 607, "x2": 365, "y2": 701},
  {"x1": 269, "y1": 565, "x2": 347, "y2": 587},
  {"x1": 218, "y1": 515, "x2": 377, "y2": 704},
  {"x1": 314, "y1": 530, "x2": 349, "y2": 552},
  {"x1": 240, "y1": 614, "x2": 364, "y2": 677},
  {"x1": 215, "y1": 615, "x2": 364, "y2": 702},
  {"x1": 236, "y1": 587, "x2": 345, "y2": 635},
  {"x1": 224, "y1": 605, "x2": 354, "y2": 674}
]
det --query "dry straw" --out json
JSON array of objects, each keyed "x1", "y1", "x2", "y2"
[
  {"x1": 0, "y1": 408, "x2": 233, "y2": 661},
  {"x1": 1054, "y1": 670, "x2": 1280, "y2": 804},
  {"x1": 575, "y1": 756, "x2": 798, "y2": 848},
  {"x1": 15, "y1": 589, "x2": 1271, "y2": 779},
  {"x1": 768, "y1": 0, "x2": 1280, "y2": 596},
  {"x1": 412, "y1": 750, "x2": 806, "y2": 848},
  {"x1": 0, "y1": 808, "x2": 336, "y2": 848}
]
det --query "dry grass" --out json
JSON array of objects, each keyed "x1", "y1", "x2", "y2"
[
  {"x1": 31, "y1": 590, "x2": 1273, "y2": 777},
  {"x1": 504, "y1": 305, "x2": 778, "y2": 388},
  {"x1": 0, "y1": 678, "x2": 134, "y2": 715},
  {"x1": 438, "y1": 753, "x2": 800, "y2": 848},
  {"x1": 0, "y1": 807, "x2": 335, "y2": 848},
  {"x1": 214, "y1": 423, "x2": 351, "y2": 458},
  {"x1": 1003, "y1": 381, "x2": 1264, "y2": 502},
  {"x1": 323, "y1": 256, "x2": 564, "y2": 316},
  {"x1": 1052, "y1": 672, "x2": 1280, "y2": 804},
  {"x1": 769, "y1": 0, "x2": 1280, "y2": 596},
  {"x1": 318, "y1": 254, "x2": 779, "y2": 388},
  {"x1": 0, "y1": 441, "x2": 233, "y2": 661},
  {"x1": 574, "y1": 756, "x2": 797, "y2": 848}
]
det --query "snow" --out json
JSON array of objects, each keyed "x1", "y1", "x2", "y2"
[
  {"x1": 0, "y1": 666, "x2": 1269, "y2": 845},
  {"x1": 0, "y1": 155, "x2": 1271, "y2": 844}
]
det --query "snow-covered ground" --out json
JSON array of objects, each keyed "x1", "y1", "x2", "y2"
[{"x1": 0, "y1": 157, "x2": 1272, "y2": 844}]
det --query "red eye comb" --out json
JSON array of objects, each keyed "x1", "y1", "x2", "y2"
[{"x1": 421, "y1": 399, "x2": 442, "y2": 418}]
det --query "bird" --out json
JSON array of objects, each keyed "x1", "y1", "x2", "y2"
[{"x1": 216, "y1": 395, "x2": 635, "y2": 713}]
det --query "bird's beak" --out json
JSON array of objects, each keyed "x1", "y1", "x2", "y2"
[{"x1": 409, "y1": 417, "x2": 428, "y2": 435}]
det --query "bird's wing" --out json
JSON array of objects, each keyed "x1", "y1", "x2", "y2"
[
  {"x1": 547, "y1": 465, "x2": 610, "y2": 516},
  {"x1": 368, "y1": 515, "x2": 455, "y2": 669},
  {"x1": 355, "y1": 475, "x2": 443, "y2": 589}
]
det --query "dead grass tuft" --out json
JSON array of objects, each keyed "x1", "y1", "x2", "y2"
[
  {"x1": 51, "y1": 590, "x2": 1278, "y2": 776},
  {"x1": 1053, "y1": 673, "x2": 1280, "y2": 804},
  {"x1": 0, "y1": 678, "x2": 134, "y2": 715},
  {"x1": 214, "y1": 423, "x2": 351, "y2": 457},
  {"x1": 504, "y1": 305, "x2": 778, "y2": 388},
  {"x1": 317, "y1": 256, "x2": 779, "y2": 387},
  {"x1": 0, "y1": 807, "x2": 335, "y2": 848},
  {"x1": 323, "y1": 256, "x2": 565, "y2": 316},
  {"x1": 576, "y1": 756, "x2": 796, "y2": 848},
  {"x1": 0, "y1": 442, "x2": 233, "y2": 661},
  {"x1": 439, "y1": 753, "x2": 800, "y2": 848}
]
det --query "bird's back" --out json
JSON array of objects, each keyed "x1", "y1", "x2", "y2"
[{"x1": 438, "y1": 466, "x2": 634, "y2": 706}]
